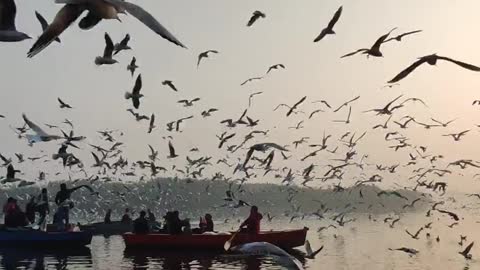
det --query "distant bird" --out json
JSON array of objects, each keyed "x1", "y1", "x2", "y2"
[
  {"x1": 125, "y1": 74, "x2": 143, "y2": 109},
  {"x1": 0, "y1": 0, "x2": 31, "y2": 42},
  {"x1": 35, "y1": 11, "x2": 60, "y2": 43},
  {"x1": 389, "y1": 247, "x2": 418, "y2": 256},
  {"x1": 459, "y1": 242, "x2": 474, "y2": 259},
  {"x1": 442, "y1": 130, "x2": 470, "y2": 141},
  {"x1": 388, "y1": 54, "x2": 480, "y2": 83},
  {"x1": 178, "y1": 98, "x2": 200, "y2": 107},
  {"x1": 243, "y1": 143, "x2": 288, "y2": 168},
  {"x1": 363, "y1": 95, "x2": 403, "y2": 115},
  {"x1": 341, "y1": 28, "x2": 396, "y2": 58},
  {"x1": 201, "y1": 108, "x2": 218, "y2": 118},
  {"x1": 248, "y1": 92, "x2": 263, "y2": 107},
  {"x1": 27, "y1": 0, "x2": 186, "y2": 57},
  {"x1": 6, "y1": 164, "x2": 20, "y2": 179},
  {"x1": 436, "y1": 209, "x2": 459, "y2": 221},
  {"x1": 167, "y1": 141, "x2": 178, "y2": 158},
  {"x1": 383, "y1": 30, "x2": 422, "y2": 43},
  {"x1": 113, "y1": 33, "x2": 131, "y2": 55},
  {"x1": 162, "y1": 80, "x2": 178, "y2": 92},
  {"x1": 304, "y1": 240, "x2": 323, "y2": 259},
  {"x1": 57, "y1": 98, "x2": 72, "y2": 109},
  {"x1": 313, "y1": 6, "x2": 342, "y2": 42},
  {"x1": 334, "y1": 96, "x2": 360, "y2": 112},
  {"x1": 405, "y1": 227, "x2": 423, "y2": 239},
  {"x1": 266, "y1": 64, "x2": 285, "y2": 75},
  {"x1": 473, "y1": 100, "x2": 480, "y2": 105},
  {"x1": 95, "y1": 33, "x2": 117, "y2": 65},
  {"x1": 241, "y1": 76, "x2": 263, "y2": 86},
  {"x1": 247, "y1": 11, "x2": 266, "y2": 27},
  {"x1": 127, "y1": 57, "x2": 138, "y2": 77},
  {"x1": 197, "y1": 50, "x2": 218, "y2": 68},
  {"x1": 148, "y1": 114, "x2": 156, "y2": 134},
  {"x1": 333, "y1": 106, "x2": 351, "y2": 124},
  {"x1": 287, "y1": 96, "x2": 307, "y2": 117}
]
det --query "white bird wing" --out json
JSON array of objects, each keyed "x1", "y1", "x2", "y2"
[
  {"x1": 23, "y1": 114, "x2": 49, "y2": 136},
  {"x1": 105, "y1": 0, "x2": 186, "y2": 48}
]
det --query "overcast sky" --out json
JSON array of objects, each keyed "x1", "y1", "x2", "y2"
[{"x1": 2, "y1": 0, "x2": 480, "y2": 192}]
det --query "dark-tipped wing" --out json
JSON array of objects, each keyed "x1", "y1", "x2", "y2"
[
  {"x1": 371, "y1": 27, "x2": 397, "y2": 49},
  {"x1": 28, "y1": 5, "x2": 85, "y2": 58},
  {"x1": 103, "y1": 32, "x2": 114, "y2": 58},
  {"x1": 22, "y1": 114, "x2": 48, "y2": 136},
  {"x1": 132, "y1": 74, "x2": 142, "y2": 95},
  {"x1": 0, "y1": 0, "x2": 16, "y2": 30},
  {"x1": 168, "y1": 141, "x2": 176, "y2": 156},
  {"x1": 341, "y1": 49, "x2": 368, "y2": 58},
  {"x1": 120, "y1": 33, "x2": 130, "y2": 46},
  {"x1": 108, "y1": 0, "x2": 186, "y2": 48},
  {"x1": 388, "y1": 58, "x2": 427, "y2": 83},
  {"x1": 35, "y1": 11, "x2": 49, "y2": 31},
  {"x1": 327, "y1": 6, "x2": 342, "y2": 29},
  {"x1": 247, "y1": 13, "x2": 259, "y2": 27},
  {"x1": 438, "y1": 56, "x2": 480, "y2": 71}
]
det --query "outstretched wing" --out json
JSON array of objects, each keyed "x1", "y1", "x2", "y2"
[
  {"x1": 0, "y1": 0, "x2": 16, "y2": 30},
  {"x1": 388, "y1": 58, "x2": 427, "y2": 83},
  {"x1": 22, "y1": 114, "x2": 48, "y2": 136},
  {"x1": 327, "y1": 6, "x2": 342, "y2": 29},
  {"x1": 103, "y1": 32, "x2": 114, "y2": 58},
  {"x1": 35, "y1": 11, "x2": 49, "y2": 30},
  {"x1": 439, "y1": 56, "x2": 480, "y2": 71}
]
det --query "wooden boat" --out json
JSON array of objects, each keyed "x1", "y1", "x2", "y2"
[
  {"x1": 123, "y1": 228, "x2": 308, "y2": 250},
  {"x1": 80, "y1": 221, "x2": 132, "y2": 235},
  {"x1": 0, "y1": 230, "x2": 92, "y2": 247}
]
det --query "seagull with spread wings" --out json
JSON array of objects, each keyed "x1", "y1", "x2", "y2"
[
  {"x1": 95, "y1": 32, "x2": 117, "y2": 65},
  {"x1": 388, "y1": 54, "x2": 480, "y2": 83},
  {"x1": 0, "y1": 0, "x2": 31, "y2": 42},
  {"x1": 313, "y1": 6, "x2": 342, "y2": 42},
  {"x1": 247, "y1": 11, "x2": 266, "y2": 27},
  {"x1": 197, "y1": 50, "x2": 218, "y2": 68},
  {"x1": 341, "y1": 28, "x2": 397, "y2": 58},
  {"x1": 113, "y1": 33, "x2": 131, "y2": 55},
  {"x1": 125, "y1": 74, "x2": 143, "y2": 109},
  {"x1": 22, "y1": 114, "x2": 62, "y2": 143}
]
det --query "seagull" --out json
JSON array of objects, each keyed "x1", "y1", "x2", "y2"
[
  {"x1": 95, "y1": 32, "x2": 118, "y2": 65},
  {"x1": 333, "y1": 106, "x2": 351, "y2": 124},
  {"x1": 57, "y1": 98, "x2": 72, "y2": 109},
  {"x1": 442, "y1": 130, "x2": 469, "y2": 141},
  {"x1": 266, "y1": 64, "x2": 285, "y2": 75},
  {"x1": 22, "y1": 114, "x2": 62, "y2": 143},
  {"x1": 389, "y1": 247, "x2": 418, "y2": 256},
  {"x1": 405, "y1": 227, "x2": 424, "y2": 239},
  {"x1": 304, "y1": 240, "x2": 323, "y2": 259},
  {"x1": 5, "y1": 164, "x2": 20, "y2": 180},
  {"x1": 178, "y1": 98, "x2": 200, "y2": 107},
  {"x1": 240, "y1": 76, "x2": 263, "y2": 86},
  {"x1": 35, "y1": 11, "x2": 60, "y2": 43},
  {"x1": 243, "y1": 143, "x2": 288, "y2": 168},
  {"x1": 363, "y1": 95, "x2": 403, "y2": 115},
  {"x1": 313, "y1": 6, "x2": 342, "y2": 42},
  {"x1": 127, "y1": 57, "x2": 138, "y2": 77},
  {"x1": 287, "y1": 96, "x2": 307, "y2": 117},
  {"x1": 247, "y1": 11, "x2": 266, "y2": 27},
  {"x1": 430, "y1": 118, "x2": 456, "y2": 127},
  {"x1": 162, "y1": 80, "x2": 178, "y2": 92},
  {"x1": 197, "y1": 50, "x2": 218, "y2": 68},
  {"x1": 459, "y1": 242, "x2": 474, "y2": 259},
  {"x1": 388, "y1": 54, "x2": 480, "y2": 83},
  {"x1": 201, "y1": 108, "x2": 218, "y2": 117},
  {"x1": 167, "y1": 141, "x2": 178, "y2": 158},
  {"x1": 333, "y1": 96, "x2": 360, "y2": 112},
  {"x1": 27, "y1": 0, "x2": 186, "y2": 58},
  {"x1": 248, "y1": 92, "x2": 263, "y2": 107},
  {"x1": 113, "y1": 33, "x2": 131, "y2": 55},
  {"x1": 0, "y1": 0, "x2": 31, "y2": 42},
  {"x1": 148, "y1": 114, "x2": 155, "y2": 134},
  {"x1": 341, "y1": 28, "x2": 396, "y2": 58},
  {"x1": 383, "y1": 30, "x2": 422, "y2": 43},
  {"x1": 125, "y1": 74, "x2": 143, "y2": 109}
]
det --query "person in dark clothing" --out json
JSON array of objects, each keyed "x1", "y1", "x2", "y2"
[
  {"x1": 133, "y1": 211, "x2": 149, "y2": 234},
  {"x1": 121, "y1": 208, "x2": 132, "y2": 223},
  {"x1": 36, "y1": 188, "x2": 49, "y2": 229},
  {"x1": 104, "y1": 209, "x2": 112, "y2": 224},
  {"x1": 3, "y1": 198, "x2": 27, "y2": 228},
  {"x1": 205, "y1": 214, "x2": 214, "y2": 232},
  {"x1": 25, "y1": 197, "x2": 36, "y2": 224},
  {"x1": 195, "y1": 213, "x2": 214, "y2": 234},
  {"x1": 240, "y1": 206, "x2": 263, "y2": 234},
  {"x1": 54, "y1": 183, "x2": 92, "y2": 230}
]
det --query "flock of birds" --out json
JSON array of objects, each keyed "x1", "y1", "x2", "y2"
[{"x1": 1, "y1": 0, "x2": 480, "y2": 266}]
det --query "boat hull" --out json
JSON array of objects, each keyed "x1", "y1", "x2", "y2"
[
  {"x1": 0, "y1": 230, "x2": 92, "y2": 247},
  {"x1": 123, "y1": 228, "x2": 308, "y2": 250}
]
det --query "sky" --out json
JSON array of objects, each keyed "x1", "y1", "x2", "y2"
[{"x1": 2, "y1": 0, "x2": 480, "y2": 192}]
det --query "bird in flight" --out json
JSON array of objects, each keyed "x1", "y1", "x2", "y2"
[
  {"x1": 442, "y1": 130, "x2": 470, "y2": 141},
  {"x1": 313, "y1": 6, "x2": 342, "y2": 42},
  {"x1": 247, "y1": 11, "x2": 266, "y2": 27},
  {"x1": 0, "y1": 0, "x2": 31, "y2": 42},
  {"x1": 197, "y1": 50, "x2": 219, "y2": 68},
  {"x1": 27, "y1": 0, "x2": 186, "y2": 58},
  {"x1": 383, "y1": 29, "x2": 422, "y2": 43},
  {"x1": 266, "y1": 64, "x2": 285, "y2": 75},
  {"x1": 167, "y1": 141, "x2": 178, "y2": 158},
  {"x1": 459, "y1": 242, "x2": 474, "y2": 259},
  {"x1": 240, "y1": 76, "x2": 263, "y2": 86},
  {"x1": 57, "y1": 98, "x2": 73, "y2": 109},
  {"x1": 22, "y1": 114, "x2": 62, "y2": 143},
  {"x1": 178, "y1": 98, "x2": 200, "y2": 107},
  {"x1": 95, "y1": 32, "x2": 118, "y2": 65},
  {"x1": 113, "y1": 33, "x2": 131, "y2": 55},
  {"x1": 287, "y1": 96, "x2": 307, "y2": 117},
  {"x1": 388, "y1": 54, "x2": 480, "y2": 83},
  {"x1": 341, "y1": 28, "x2": 397, "y2": 58},
  {"x1": 162, "y1": 80, "x2": 178, "y2": 92},
  {"x1": 127, "y1": 57, "x2": 138, "y2": 77},
  {"x1": 125, "y1": 74, "x2": 143, "y2": 109}
]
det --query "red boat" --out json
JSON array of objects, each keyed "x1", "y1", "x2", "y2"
[{"x1": 123, "y1": 228, "x2": 308, "y2": 250}]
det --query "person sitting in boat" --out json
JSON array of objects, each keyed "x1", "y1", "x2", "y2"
[
  {"x1": 55, "y1": 183, "x2": 92, "y2": 230},
  {"x1": 239, "y1": 206, "x2": 263, "y2": 234},
  {"x1": 3, "y1": 198, "x2": 27, "y2": 228},
  {"x1": 121, "y1": 208, "x2": 132, "y2": 223},
  {"x1": 163, "y1": 211, "x2": 187, "y2": 234},
  {"x1": 133, "y1": 211, "x2": 149, "y2": 234},
  {"x1": 35, "y1": 188, "x2": 50, "y2": 230},
  {"x1": 25, "y1": 196, "x2": 36, "y2": 224},
  {"x1": 194, "y1": 214, "x2": 215, "y2": 234},
  {"x1": 147, "y1": 209, "x2": 156, "y2": 222},
  {"x1": 104, "y1": 209, "x2": 112, "y2": 224}
]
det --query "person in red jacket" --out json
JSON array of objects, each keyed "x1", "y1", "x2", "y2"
[{"x1": 240, "y1": 206, "x2": 263, "y2": 234}]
